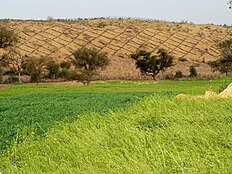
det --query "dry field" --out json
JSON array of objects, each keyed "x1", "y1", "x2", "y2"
[{"x1": 1, "y1": 18, "x2": 232, "y2": 79}]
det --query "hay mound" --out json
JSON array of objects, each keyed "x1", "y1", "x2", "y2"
[
  {"x1": 176, "y1": 83, "x2": 232, "y2": 99},
  {"x1": 218, "y1": 83, "x2": 232, "y2": 98},
  {"x1": 203, "y1": 90, "x2": 217, "y2": 98}
]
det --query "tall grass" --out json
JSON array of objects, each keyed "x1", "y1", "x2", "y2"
[
  {"x1": 1, "y1": 97, "x2": 232, "y2": 173},
  {"x1": 0, "y1": 92, "x2": 156, "y2": 151}
]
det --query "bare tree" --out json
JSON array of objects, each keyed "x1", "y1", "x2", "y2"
[{"x1": 1, "y1": 49, "x2": 26, "y2": 83}]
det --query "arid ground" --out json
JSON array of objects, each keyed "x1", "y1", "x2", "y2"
[{"x1": 1, "y1": 18, "x2": 232, "y2": 79}]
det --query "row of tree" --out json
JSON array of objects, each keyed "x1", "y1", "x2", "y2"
[
  {"x1": 0, "y1": 47, "x2": 109, "y2": 84},
  {"x1": 0, "y1": 23, "x2": 231, "y2": 84}
]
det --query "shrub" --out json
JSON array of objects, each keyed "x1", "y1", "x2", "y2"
[
  {"x1": 59, "y1": 61, "x2": 72, "y2": 80},
  {"x1": 46, "y1": 60, "x2": 60, "y2": 79},
  {"x1": 179, "y1": 57, "x2": 188, "y2": 62},
  {"x1": 0, "y1": 24, "x2": 17, "y2": 48},
  {"x1": 3, "y1": 67, "x2": 17, "y2": 75},
  {"x1": 4, "y1": 76, "x2": 19, "y2": 84},
  {"x1": 189, "y1": 65, "x2": 197, "y2": 78},
  {"x1": 97, "y1": 22, "x2": 107, "y2": 28},
  {"x1": 174, "y1": 70, "x2": 183, "y2": 78},
  {"x1": 60, "y1": 61, "x2": 71, "y2": 70}
]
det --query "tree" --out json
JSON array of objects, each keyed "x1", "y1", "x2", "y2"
[
  {"x1": 0, "y1": 49, "x2": 26, "y2": 83},
  {"x1": 0, "y1": 24, "x2": 17, "y2": 48},
  {"x1": 59, "y1": 60, "x2": 72, "y2": 80},
  {"x1": 46, "y1": 59, "x2": 60, "y2": 79},
  {"x1": 208, "y1": 39, "x2": 232, "y2": 76},
  {"x1": 23, "y1": 56, "x2": 49, "y2": 83},
  {"x1": 130, "y1": 49, "x2": 174, "y2": 80},
  {"x1": 71, "y1": 47, "x2": 109, "y2": 84}
]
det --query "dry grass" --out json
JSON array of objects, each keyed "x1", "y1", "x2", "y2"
[{"x1": 1, "y1": 18, "x2": 231, "y2": 79}]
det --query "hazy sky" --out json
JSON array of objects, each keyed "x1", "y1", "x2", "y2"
[{"x1": 0, "y1": 0, "x2": 231, "y2": 25}]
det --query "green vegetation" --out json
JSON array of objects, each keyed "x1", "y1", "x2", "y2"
[
  {"x1": 0, "y1": 92, "x2": 154, "y2": 151},
  {"x1": 208, "y1": 39, "x2": 232, "y2": 76},
  {"x1": 189, "y1": 65, "x2": 197, "y2": 78},
  {"x1": 0, "y1": 77, "x2": 231, "y2": 173},
  {"x1": 0, "y1": 50, "x2": 26, "y2": 83},
  {"x1": 1, "y1": 77, "x2": 231, "y2": 97},
  {"x1": 174, "y1": 70, "x2": 183, "y2": 78},
  {"x1": 178, "y1": 57, "x2": 188, "y2": 62},
  {"x1": 130, "y1": 49, "x2": 174, "y2": 80},
  {"x1": 22, "y1": 56, "x2": 50, "y2": 83},
  {"x1": 1, "y1": 97, "x2": 232, "y2": 173},
  {"x1": 72, "y1": 47, "x2": 110, "y2": 84}
]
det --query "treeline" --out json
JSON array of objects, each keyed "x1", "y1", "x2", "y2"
[
  {"x1": 0, "y1": 23, "x2": 231, "y2": 84},
  {"x1": 0, "y1": 48, "x2": 109, "y2": 85}
]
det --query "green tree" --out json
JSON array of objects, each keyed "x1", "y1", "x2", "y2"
[
  {"x1": 59, "y1": 60, "x2": 72, "y2": 80},
  {"x1": 208, "y1": 39, "x2": 232, "y2": 76},
  {"x1": 71, "y1": 47, "x2": 109, "y2": 84},
  {"x1": 46, "y1": 59, "x2": 60, "y2": 79},
  {"x1": 130, "y1": 49, "x2": 174, "y2": 80},
  {"x1": 23, "y1": 56, "x2": 49, "y2": 83}
]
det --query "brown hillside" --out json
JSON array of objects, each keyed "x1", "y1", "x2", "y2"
[{"x1": 1, "y1": 19, "x2": 232, "y2": 79}]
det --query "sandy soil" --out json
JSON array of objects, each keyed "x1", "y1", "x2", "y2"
[{"x1": 1, "y1": 19, "x2": 231, "y2": 79}]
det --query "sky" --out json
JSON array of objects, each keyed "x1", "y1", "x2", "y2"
[{"x1": 0, "y1": 0, "x2": 231, "y2": 25}]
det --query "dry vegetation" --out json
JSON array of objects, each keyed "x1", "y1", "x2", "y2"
[{"x1": 0, "y1": 18, "x2": 231, "y2": 79}]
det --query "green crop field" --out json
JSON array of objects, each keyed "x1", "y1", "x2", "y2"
[{"x1": 0, "y1": 77, "x2": 232, "y2": 173}]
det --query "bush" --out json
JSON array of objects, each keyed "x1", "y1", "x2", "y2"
[
  {"x1": 97, "y1": 22, "x2": 107, "y2": 28},
  {"x1": 189, "y1": 65, "x2": 197, "y2": 78},
  {"x1": 174, "y1": 70, "x2": 183, "y2": 78},
  {"x1": 4, "y1": 76, "x2": 19, "y2": 84},
  {"x1": 46, "y1": 60, "x2": 60, "y2": 79},
  {"x1": 0, "y1": 24, "x2": 17, "y2": 48},
  {"x1": 58, "y1": 70, "x2": 75, "y2": 81},
  {"x1": 3, "y1": 67, "x2": 16, "y2": 75},
  {"x1": 179, "y1": 57, "x2": 188, "y2": 62},
  {"x1": 60, "y1": 61, "x2": 71, "y2": 70}
]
